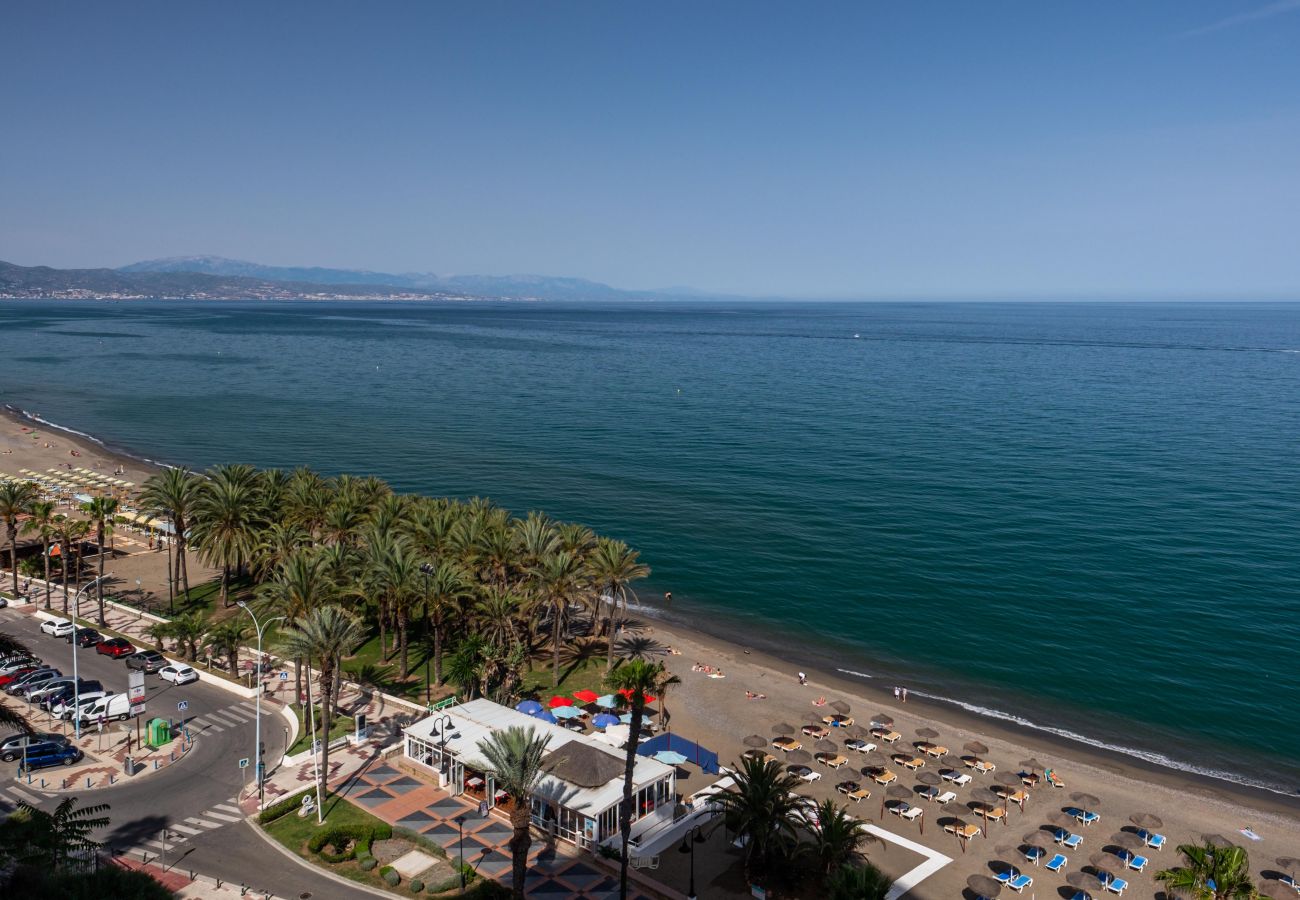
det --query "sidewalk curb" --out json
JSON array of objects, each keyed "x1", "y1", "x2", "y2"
[{"x1": 241, "y1": 815, "x2": 398, "y2": 900}]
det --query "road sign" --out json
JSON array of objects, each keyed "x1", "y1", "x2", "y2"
[
  {"x1": 238, "y1": 757, "x2": 250, "y2": 769},
  {"x1": 129, "y1": 701, "x2": 146, "y2": 717},
  {"x1": 177, "y1": 700, "x2": 189, "y2": 712},
  {"x1": 279, "y1": 671, "x2": 289, "y2": 681},
  {"x1": 128, "y1": 671, "x2": 146, "y2": 702}
]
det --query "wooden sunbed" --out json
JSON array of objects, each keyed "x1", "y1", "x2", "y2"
[
  {"x1": 822, "y1": 714, "x2": 854, "y2": 727},
  {"x1": 993, "y1": 786, "x2": 1028, "y2": 807},
  {"x1": 742, "y1": 749, "x2": 776, "y2": 765},
  {"x1": 771, "y1": 737, "x2": 802, "y2": 752},
  {"x1": 972, "y1": 802, "x2": 1007, "y2": 823},
  {"x1": 944, "y1": 822, "x2": 982, "y2": 841},
  {"x1": 892, "y1": 753, "x2": 926, "y2": 771},
  {"x1": 870, "y1": 728, "x2": 902, "y2": 743},
  {"x1": 815, "y1": 753, "x2": 849, "y2": 769},
  {"x1": 801, "y1": 724, "x2": 829, "y2": 738},
  {"x1": 866, "y1": 767, "x2": 898, "y2": 785},
  {"x1": 836, "y1": 782, "x2": 870, "y2": 802},
  {"x1": 916, "y1": 741, "x2": 949, "y2": 758},
  {"x1": 963, "y1": 756, "x2": 996, "y2": 773}
]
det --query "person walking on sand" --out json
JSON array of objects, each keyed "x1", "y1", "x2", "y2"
[
  {"x1": 798, "y1": 671, "x2": 807, "y2": 685},
  {"x1": 893, "y1": 685, "x2": 900, "y2": 701},
  {"x1": 901, "y1": 687, "x2": 908, "y2": 703}
]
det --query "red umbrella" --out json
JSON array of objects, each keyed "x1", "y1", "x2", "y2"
[
  {"x1": 572, "y1": 689, "x2": 600, "y2": 704},
  {"x1": 548, "y1": 696, "x2": 575, "y2": 708},
  {"x1": 618, "y1": 688, "x2": 656, "y2": 704}
]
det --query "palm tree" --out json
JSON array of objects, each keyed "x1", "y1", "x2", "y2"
[
  {"x1": 588, "y1": 538, "x2": 650, "y2": 673},
  {"x1": 424, "y1": 560, "x2": 473, "y2": 687},
  {"x1": 13, "y1": 795, "x2": 111, "y2": 871},
  {"x1": 79, "y1": 496, "x2": 119, "y2": 625},
  {"x1": 139, "y1": 467, "x2": 200, "y2": 612},
  {"x1": 710, "y1": 755, "x2": 806, "y2": 885},
  {"x1": 167, "y1": 613, "x2": 205, "y2": 662},
  {"x1": 1156, "y1": 843, "x2": 1259, "y2": 900},
  {"x1": 473, "y1": 585, "x2": 523, "y2": 655},
  {"x1": 192, "y1": 466, "x2": 263, "y2": 606},
  {"x1": 605, "y1": 659, "x2": 669, "y2": 899},
  {"x1": 65, "y1": 517, "x2": 91, "y2": 600},
  {"x1": 807, "y1": 799, "x2": 872, "y2": 874},
  {"x1": 0, "y1": 479, "x2": 38, "y2": 598},
  {"x1": 276, "y1": 604, "x2": 366, "y2": 789},
  {"x1": 258, "y1": 549, "x2": 337, "y2": 704},
  {"x1": 52, "y1": 515, "x2": 79, "y2": 613},
  {"x1": 475, "y1": 725, "x2": 550, "y2": 900},
  {"x1": 250, "y1": 522, "x2": 310, "y2": 582},
  {"x1": 532, "y1": 550, "x2": 590, "y2": 686},
  {"x1": 20, "y1": 500, "x2": 57, "y2": 609},
  {"x1": 826, "y1": 862, "x2": 892, "y2": 900},
  {"x1": 203, "y1": 619, "x2": 250, "y2": 677},
  {"x1": 284, "y1": 467, "x2": 333, "y2": 537}
]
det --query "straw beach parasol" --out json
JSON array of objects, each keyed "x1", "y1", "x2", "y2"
[
  {"x1": 967, "y1": 874, "x2": 1002, "y2": 898},
  {"x1": 872, "y1": 713, "x2": 894, "y2": 727},
  {"x1": 1130, "y1": 812, "x2": 1162, "y2": 830},
  {"x1": 844, "y1": 724, "x2": 868, "y2": 739},
  {"x1": 772, "y1": 722, "x2": 796, "y2": 735},
  {"x1": 995, "y1": 771, "x2": 1027, "y2": 812},
  {"x1": 814, "y1": 739, "x2": 839, "y2": 753},
  {"x1": 915, "y1": 726, "x2": 940, "y2": 741},
  {"x1": 964, "y1": 740, "x2": 990, "y2": 755},
  {"x1": 1260, "y1": 882, "x2": 1296, "y2": 900},
  {"x1": 882, "y1": 783, "x2": 912, "y2": 821},
  {"x1": 1068, "y1": 871, "x2": 1105, "y2": 894},
  {"x1": 1275, "y1": 858, "x2": 1300, "y2": 880},
  {"x1": 942, "y1": 800, "x2": 975, "y2": 853},
  {"x1": 829, "y1": 699, "x2": 851, "y2": 714},
  {"x1": 1202, "y1": 833, "x2": 1237, "y2": 849},
  {"x1": 743, "y1": 734, "x2": 767, "y2": 749},
  {"x1": 786, "y1": 749, "x2": 812, "y2": 765},
  {"x1": 1071, "y1": 791, "x2": 1101, "y2": 809}
]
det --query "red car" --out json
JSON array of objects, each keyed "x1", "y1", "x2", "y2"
[
  {"x1": 0, "y1": 666, "x2": 37, "y2": 687},
  {"x1": 96, "y1": 638, "x2": 135, "y2": 658}
]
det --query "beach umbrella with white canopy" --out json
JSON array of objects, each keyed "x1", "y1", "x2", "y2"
[
  {"x1": 967, "y1": 874, "x2": 1002, "y2": 899},
  {"x1": 829, "y1": 699, "x2": 851, "y2": 714},
  {"x1": 595, "y1": 694, "x2": 618, "y2": 708},
  {"x1": 743, "y1": 734, "x2": 768, "y2": 749},
  {"x1": 654, "y1": 750, "x2": 689, "y2": 766},
  {"x1": 772, "y1": 722, "x2": 796, "y2": 735}
]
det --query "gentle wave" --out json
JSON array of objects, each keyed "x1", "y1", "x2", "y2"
[
  {"x1": 835, "y1": 668, "x2": 1292, "y2": 797},
  {"x1": 5, "y1": 405, "x2": 176, "y2": 471}
]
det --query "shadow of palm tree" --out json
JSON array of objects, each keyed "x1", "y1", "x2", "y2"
[
  {"x1": 616, "y1": 635, "x2": 667, "y2": 660},
  {"x1": 557, "y1": 637, "x2": 603, "y2": 683}
]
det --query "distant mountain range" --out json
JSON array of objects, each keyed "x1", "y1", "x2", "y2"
[{"x1": 0, "y1": 256, "x2": 695, "y2": 302}]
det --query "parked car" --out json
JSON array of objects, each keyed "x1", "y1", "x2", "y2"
[
  {"x1": 0, "y1": 596, "x2": 7, "y2": 608},
  {"x1": 21, "y1": 741, "x2": 83, "y2": 770},
  {"x1": 51, "y1": 691, "x2": 108, "y2": 720},
  {"x1": 14, "y1": 671, "x2": 66, "y2": 699},
  {"x1": 125, "y1": 650, "x2": 166, "y2": 673},
  {"x1": 77, "y1": 693, "x2": 137, "y2": 724},
  {"x1": 26, "y1": 677, "x2": 78, "y2": 706},
  {"x1": 0, "y1": 652, "x2": 36, "y2": 669},
  {"x1": 40, "y1": 618, "x2": 75, "y2": 638},
  {"x1": 0, "y1": 659, "x2": 39, "y2": 680},
  {"x1": 158, "y1": 664, "x2": 198, "y2": 685},
  {"x1": 4, "y1": 668, "x2": 61, "y2": 696},
  {"x1": 0, "y1": 731, "x2": 69, "y2": 762},
  {"x1": 38, "y1": 679, "x2": 103, "y2": 711},
  {"x1": 96, "y1": 638, "x2": 135, "y2": 658},
  {"x1": 68, "y1": 627, "x2": 102, "y2": 647}
]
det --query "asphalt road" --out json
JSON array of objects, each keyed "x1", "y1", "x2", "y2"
[{"x1": 0, "y1": 607, "x2": 361, "y2": 899}]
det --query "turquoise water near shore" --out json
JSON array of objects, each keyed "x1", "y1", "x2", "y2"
[{"x1": 2, "y1": 299, "x2": 1298, "y2": 792}]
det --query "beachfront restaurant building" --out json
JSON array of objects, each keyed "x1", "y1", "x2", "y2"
[{"x1": 403, "y1": 698, "x2": 677, "y2": 849}]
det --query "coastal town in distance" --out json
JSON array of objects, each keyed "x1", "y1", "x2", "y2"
[{"x1": 3, "y1": 4, "x2": 1299, "y2": 900}]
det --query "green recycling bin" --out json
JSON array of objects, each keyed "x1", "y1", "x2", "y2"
[{"x1": 146, "y1": 717, "x2": 173, "y2": 749}]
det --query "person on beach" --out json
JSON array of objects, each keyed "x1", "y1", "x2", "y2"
[
  {"x1": 745, "y1": 691, "x2": 766, "y2": 700},
  {"x1": 664, "y1": 591, "x2": 672, "y2": 603},
  {"x1": 798, "y1": 671, "x2": 807, "y2": 685},
  {"x1": 893, "y1": 685, "x2": 900, "y2": 700},
  {"x1": 901, "y1": 687, "x2": 908, "y2": 703}
]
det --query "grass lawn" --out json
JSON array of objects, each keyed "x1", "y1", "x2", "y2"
[
  {"x1": 519, "y1": 652, "x2": 614, "y2": 699},
  {"x1": 288, "y1": 705, "x2": 356, "y2": 755}
]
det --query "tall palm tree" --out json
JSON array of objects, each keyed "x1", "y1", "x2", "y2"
[
  {"x1": 167, "y1": 612, "x2": 205, "y2": 662},
  {"x1": 20, "y1": 500, "x2": 57, "y2": 609},
  {"x1": 276, "y1": 604, "x2": 366, "y2": 789},
  {"x1": 65, "y1": 518, "x2": 91, "y2": 600},
  {"x1": 258, "y1": 549, "x2": 337, "y2": 704},
  {"x1": 424, "y1": 560, "x2": 473, "y2": 686},
  {"x1": 532, "y1": 550, "x2": 589, "y2": 686},
  {"x1": 284, "y1": 467, "x2": 333, "y2": 537},
  {"x1": 606, "y1": 659, "x2": 668, "y2": 899},
  {"x1": 826, "y1": 862, "x2": 892, "y2": 900},
  {"x1": 473, "y1": 584, "x2": 523, "y2": 656},
  {"x1": 710, "y1": 755, "x2": 806, "y2": 885},
  {"x1": 475, "y1": 725, "x2": 550, "y2": 900},
  {"x1": 807, "y1": 799, "x2": 871, "y2": 874},
  {"x1": 79, "y1": 495, "x2": 119, "y2": 625},
  {"x1": 0, "y1": 479, "x2": 38, "y2": 598},
  {"x1": 139, "y1": 467, "x2": 201, "y2": 612},
  {"x1": 588, "y1": 538, "x2": 650, "y2": 673},
  {"x1": 651, "y1": 666, "x2": 681, "y2": 732},
  {"x1": 250, "y1": 521, "x2": 310, "y2": 583},
  {"x1": 380, "y1": 541, "x2": 422, "y2": 679},
  {"x1": 203, "y1": 619, "x2": 250, "y2": 677},
  {"x1": 191, "y1": 470, "x2": 262, "y2": 607},
  {"x1": 1156, "y1": 843, "x2": 1259, "y2": 900}
]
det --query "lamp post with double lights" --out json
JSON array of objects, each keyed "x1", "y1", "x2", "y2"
[
  {"x1": 430, "y1": 714, "x2": 453, "y2": 779},
  {"x1": 236, "y1": 601, "x2": 284, "y2": 801},
  {"x1": 71, "y1": 573, "x2": 110, "y2": 740},
  {"x1": 678, "y1": 824, "x2": 707, "y2": 900}
]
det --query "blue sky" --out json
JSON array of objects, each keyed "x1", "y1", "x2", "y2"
[{"x1": 2, "y1": 2, "x2": 1298, "y2": 298}]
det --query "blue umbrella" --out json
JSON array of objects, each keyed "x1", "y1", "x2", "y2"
[
  {"x1": 592, "y1": 713, "x2": 620, "y2": 729},
  {"x1": 534, "y1": 710, "x2": 558, "y2": 724},
  {"x1": 595, "y1": 694, "x2": 619, "y2": 709},
  {"x1": 654, "y1": 750, "x2": 689, "y2": 766},
  {"x1": 552, "y1": 706, "x2": 585, "y2": 720},
  {"x1": 516, "y1": 700, "x2": 543, "y2": 715}
]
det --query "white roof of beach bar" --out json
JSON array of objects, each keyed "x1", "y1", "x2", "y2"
[{"x1": 406, "y1": 698, "x2": 673, "y2": 818}]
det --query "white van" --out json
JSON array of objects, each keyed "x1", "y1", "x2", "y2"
[
  {"x1": 52, "y1": 691, "x2": 108, "y2": 720},
  {"x1": 78, "y1": 692, "x2": 137, "y2": 724}
]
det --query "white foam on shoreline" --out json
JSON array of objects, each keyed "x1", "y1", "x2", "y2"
[{"x1": 4, "y1": 406, "x2": 174, "y2": 470}]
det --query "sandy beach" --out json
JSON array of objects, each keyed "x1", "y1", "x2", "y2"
[{"x1": 4, "y1": 405, "x2": 1299, "y2": 897}]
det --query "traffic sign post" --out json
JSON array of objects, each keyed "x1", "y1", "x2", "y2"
[
  {"x1": 239, "y1": 756, "x2": 250, "y2": 788},
  {"x1": 177, "y1": 700, "x2": 189, "y2": 712}
]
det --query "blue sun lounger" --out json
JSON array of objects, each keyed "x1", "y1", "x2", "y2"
[
  {"x1": 1025, "y1": 845, "x2": 1045, "y2": 865},
  {"x1": 1104, "y1": 874, "x2": 1129, "y2": 895},
  {"x1": 1066, "y1": 806, "x2": 1100, "y2": 825},
  {"x1": 995, "y1": 868, "x2": 1020, "y2": 885},
  {"x1": 1046, "y1": 853, "x2": 1068, "y2": 873},
  {"x1": 1137, "y1": 828, "x2": 1165, "y2": 850},
  {"x1": 1053, "y1": 827, "x2": 1083, "y2": 849},
  {"x1": 1007, "y1": 874, "x2": 1034, "y2": 893},
  {"x1": 1070, "y1": 893, "x2": 1092, "y2": 900},
  {"x1": 1122, "y1": 849, "x2": 1148, "y2": 872}
]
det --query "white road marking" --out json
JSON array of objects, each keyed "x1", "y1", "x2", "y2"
[
  {"x1": 200, "y1": 810, "x2": 241, "y2": 823},
  {"x1": 184, "y1": 816, "x2": 222, "y2": 828},
  {"x1": 168, "y1": 823, "x2": 202, "y2": 835},
  {"x1": 863, "y1": 823, "x2": 953, "y2": 900}
]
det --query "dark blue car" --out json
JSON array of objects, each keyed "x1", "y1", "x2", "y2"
[{"x1": 20, "y1": 741, "x2": 83, "y2": 770}]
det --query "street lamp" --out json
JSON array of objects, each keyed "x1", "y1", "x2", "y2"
[
  {"x1": 71, "y1": 573, "x2": 110, "y2": 740},
  {"x1": 236, "y1": 601, "x2": 284, "y2": 802},
  {"x1": 430, "y1": 714, "x2": 453, "y2": 778},
  {"x1": 678, "y1": 825, "x2": 706, "y2": 900}
]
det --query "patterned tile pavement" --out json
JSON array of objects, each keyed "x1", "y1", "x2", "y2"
[{"x1": 346, "y1": 763, "x2": 664, "y2": 899}]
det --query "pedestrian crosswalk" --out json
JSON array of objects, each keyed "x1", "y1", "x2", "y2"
[
  {"x1": 117, "y1": 799, "x2": 245, "y2": 862},
  {"x1": 0, "y1": 780, "x2": 54, "y2": 812},
  {"x1": 184, "y1": 699, "x2": 272, "y2": 734}
]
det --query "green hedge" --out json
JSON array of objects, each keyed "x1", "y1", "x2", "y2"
[
  {"x1": 380, "y1": 865, "x2": 400, "y2": 886},
  {"x1": 307, "y1": 822, "x2": 393, "y2": 865},
  {"x1": 258, "y1": 793, "x2": 306, "y2": 824},
  {"x1": 410, "y1": 879, "x2": 424, "y2": 893},
  {"x1": 359, "y1": 856, "x2": 378, "y2": 871}
]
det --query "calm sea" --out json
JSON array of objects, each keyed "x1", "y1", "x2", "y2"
[{"x1": 2, "y1": 299, "x2": 1298, "y2": 792}]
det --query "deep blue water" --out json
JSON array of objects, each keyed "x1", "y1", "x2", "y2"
[{"x1": 2, "y1": 299, "x2": 1298, "y2": 791}]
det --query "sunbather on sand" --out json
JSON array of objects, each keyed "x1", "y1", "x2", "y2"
[
  {"x1": 812, "y1": 696, "x2": 827, "y2": 707},
  {"x1": 745, "y1": 690, "x2": 767, "y2": 700}
]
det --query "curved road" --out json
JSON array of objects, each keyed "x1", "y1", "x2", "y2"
[{"x1": 1, "y1": 606, "x2": 357, "y2": 898}]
